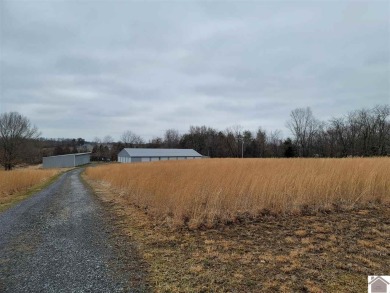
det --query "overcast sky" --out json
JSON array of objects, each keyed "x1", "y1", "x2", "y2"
[{"x1": 0, "y1": 0, "x2": 389, "y2": 141}]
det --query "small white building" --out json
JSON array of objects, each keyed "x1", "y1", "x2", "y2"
[
  {"x1": 118, "y1": 148, "x2": 202, "y2": 163},
  {"x1": 42, "y1": 153, "x2": 91, "y2": 168}
]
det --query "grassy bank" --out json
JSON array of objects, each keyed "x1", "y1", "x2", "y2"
[{"x1": 0, "y1": 167, "x2": 62, "y2": 212}]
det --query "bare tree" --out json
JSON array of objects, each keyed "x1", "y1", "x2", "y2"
[
  {"x1": 267, "y1": 130, "x2": 283, "y2": 157},
  {"x1": 180, "y1": 126, "x2": 219, "y2": 156},
  {"x1": 329, "y1": 117, "x2": 348, "y2": 156},
  {"x1": 256, "y1": 128, "x2": 267, "y2": 157},
  {"x1": 225, "y1": 125, "x2": 243, "y2": 157},
  {"x1": 120, "y1": 130, "x2": 144, "y2": 147},
  {"x1": 286, "y1": 107, "x2": 319, "y2": 157},
  {"x1": 148, "y1": 137, "x2": 163, "y2": 148},
  {"x1": 0, "y1": 112, "x2": 40, "y2": 170},
  {"x1": 103, "y1": 135, "x2": 114, "y2": 144},
  {"x1": 163, "y1": 129, "x2": 181, "y2": 148},
  {"x1": 356, "y1": 108, "x2": 376, "y2": 156},
  {"x1": 93, "y1": 137, "x2": 102, "y2": 145},
  {"x1": 373, "y1": 105, "x2": 390, "y2": 155}
]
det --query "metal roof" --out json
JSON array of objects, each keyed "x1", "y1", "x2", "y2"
[
  {"x1": 43, "y1": 152, "x2": 91, "y2": 158},
  {"x1": 121, "y1": 148, "x2": 202, "y2": 157}
]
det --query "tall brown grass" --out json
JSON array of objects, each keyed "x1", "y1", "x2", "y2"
[
  {"x1": 0, "y1": 168, "x2": 60, "y2": 203},
  {"x1": 85, "y1": 158, "x2": 390, "y2": 228}
]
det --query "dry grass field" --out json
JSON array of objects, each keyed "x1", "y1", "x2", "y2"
[
  {"x1": 85, "y1": 158, "x2": 390, "y2": 229},
  {"x1": 0, "y1": 167, "x2": 61, "y2": 211},
  {"x1": 84, "y1": 164, "x2": 390, "y2": 292}
]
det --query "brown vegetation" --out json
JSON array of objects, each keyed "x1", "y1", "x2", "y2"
[
  {"x1": 85, "y1": 176, "x2": 390, "y2": 292},
  {"x1": 0, "y1": 167, "x2": 60, "y2": 210},
  {"x1": 85, "y1": 158, "x2": 390, "y2": 229}
]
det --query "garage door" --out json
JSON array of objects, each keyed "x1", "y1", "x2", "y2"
[
  {"x1": 151, "y1": 157, "x2": 159, "y2": 162},
  {"x1": 141, "y1": 157, "x2": 150, "y2": 162}
]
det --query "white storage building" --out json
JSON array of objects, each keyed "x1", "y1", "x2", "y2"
[
  {"x1": 42, "y1": 153, "x2": 91, "y2": 168},
  {"x1": 118, "y1": 148, "x2": 202, "y2": 163}
]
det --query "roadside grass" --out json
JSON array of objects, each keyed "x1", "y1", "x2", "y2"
[
  {"x1": 85, "y1": 158, "x2": 390, "y2": 229},
  {"x1": 0, "y1": 167, "x2": 64, "y2": 212},
  {"x1": 84, "y1": 175, "x2": 390, "y2": 292}
]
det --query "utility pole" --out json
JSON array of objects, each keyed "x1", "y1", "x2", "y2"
[
  {"x1": 241, "y1": 139, "x2": 244, "y2": 158},
  {"x1": 237, "y1": 134, "x2": 244, "y2": 158}
]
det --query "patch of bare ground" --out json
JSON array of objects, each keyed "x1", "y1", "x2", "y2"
[{"x1": 84, "y1": 175, "x2": 390, "y2": 293}]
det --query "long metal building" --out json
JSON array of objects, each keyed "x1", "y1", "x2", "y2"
[
  {"x1": 42, "y1": 152, "x2": 91, "y2": 168},
  {"x1": 118, "y1": 148, "x2": 202, "y2": 163}
]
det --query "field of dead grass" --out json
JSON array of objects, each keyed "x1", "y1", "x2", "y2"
[
  {"x1": 0, "y1": 167, "x2": 61, "y2": 211},
  {"x1": 85, "y1": 158, "x2": 390, "y2": 229},
  {"x1": 84, "y1": 174, "x2": 390, "y2": 293}
]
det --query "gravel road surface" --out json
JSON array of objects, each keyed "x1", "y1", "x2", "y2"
[{"x1": 0, "y1": 168, "x2": 148, "y2": 292}]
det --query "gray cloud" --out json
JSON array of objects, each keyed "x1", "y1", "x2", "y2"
[{"x1": 0, "y1": 0, "x2": 389, "y2": 141}]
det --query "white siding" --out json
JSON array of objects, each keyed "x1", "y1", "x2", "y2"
[{"x1": 118, "y1": 156, "x2": 132, "y2": 163}]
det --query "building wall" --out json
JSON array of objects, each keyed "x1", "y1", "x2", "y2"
[
  {"x1": 118, "y1": 156, "x2": 124, "y2": 163},
  {"x1": 119, "y1": 156, "x2": 132, "y2": 163},
  {"x1": 43, "y1": 153, "x2": 90, "y2": 168},
  {"x1": 43, "y1": 155, "x2": 75, "y2": 168},
  {"x1": 118, "y1": 155, "x2": 202, "y2": 163},
  {"x1": 118, "y1": 149, "x2": 130, "y2": 163},
  {"x1": 74, "y1": 154, "x2": 90, "y2": 166}
]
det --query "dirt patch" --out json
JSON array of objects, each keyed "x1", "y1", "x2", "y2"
[{"x1": 84, "y1": 176, "x2": 390, "y2": 293}]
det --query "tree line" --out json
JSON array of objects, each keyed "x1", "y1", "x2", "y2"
[
  {"x1": 286, "y1": 105, "x2": 390, "y2": 157},
  {"x1": 0, "y1": 105, "x2": 389, "y2": 169},
  {"x1": 93, "y1": 104, "x2": 389, "y2": 160}
]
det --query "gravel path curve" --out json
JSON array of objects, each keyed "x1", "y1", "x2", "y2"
[{"x1": 0, "y1": 168, "x2": 148, "y2": 293}]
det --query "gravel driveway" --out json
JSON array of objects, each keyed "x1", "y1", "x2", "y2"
[{"x1": 0, "y1": 168, "x2": 148, "y2": 293}]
